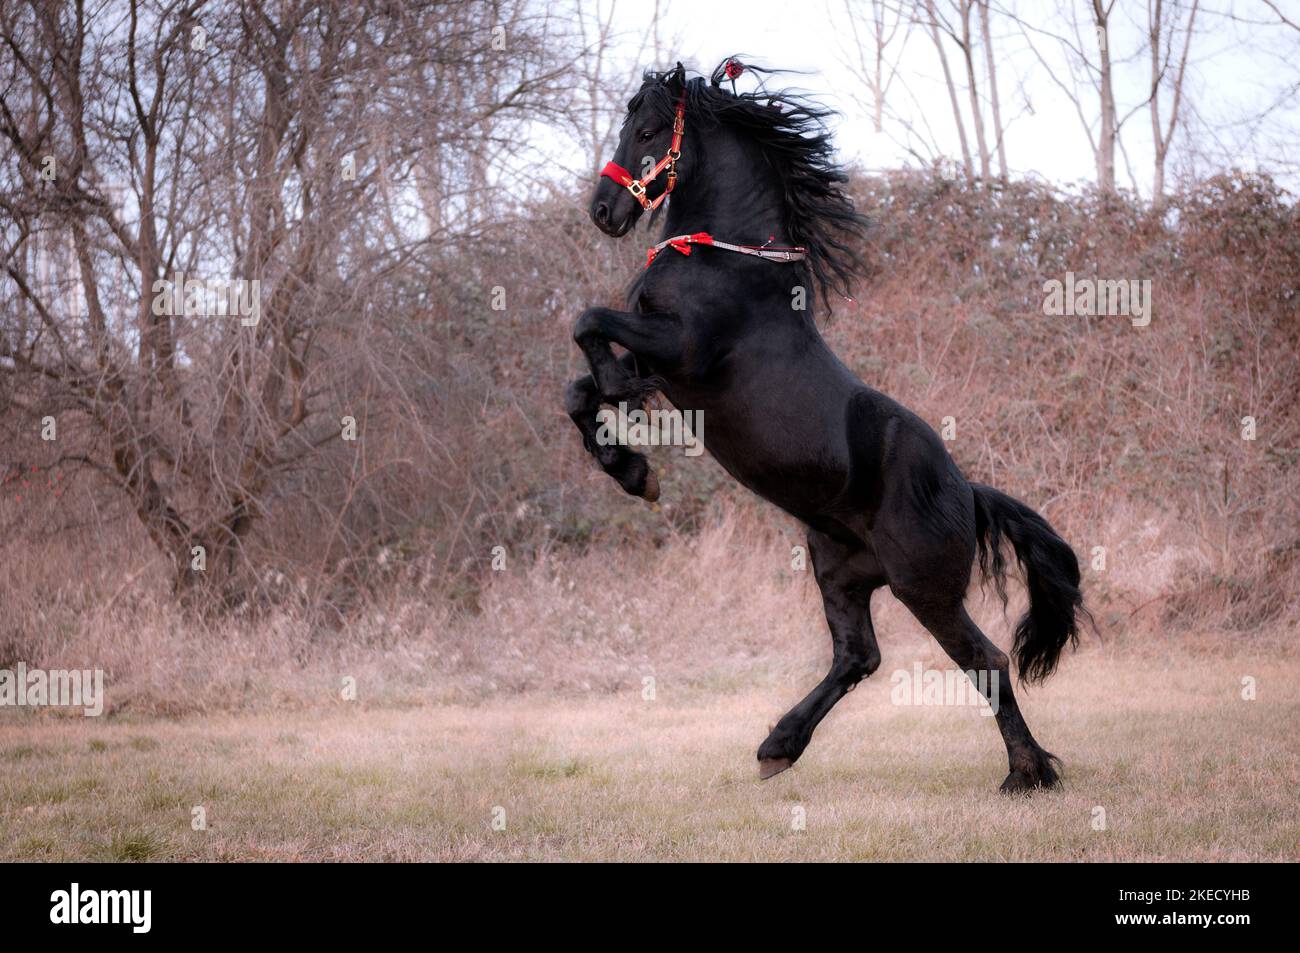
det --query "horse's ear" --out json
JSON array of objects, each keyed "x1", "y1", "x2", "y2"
[{"x1": 666, "y1": 62, "x2": 686, "y2": 92}]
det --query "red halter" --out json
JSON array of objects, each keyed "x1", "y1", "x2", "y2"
[
  {"x1": 598, "y1": 82, "x2": 808, "y2": 270},
  {"x1": 600, "y1": 97, "x2": 686, "y2": 212}
]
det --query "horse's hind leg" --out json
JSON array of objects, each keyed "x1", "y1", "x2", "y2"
[
  {"x1": 900, "y1": 597, "x2": 1060, "y2": 793},
  {"x1": 757, "y1": 528, "x2": 883, "y2": 779},
  {"x1": 564, "y1": 356, "x2": 658, "y2": 501}
]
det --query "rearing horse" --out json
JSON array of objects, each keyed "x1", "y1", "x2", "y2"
[{"x1": 565, "y1": 60, "x2": 1086, "y2": 792}]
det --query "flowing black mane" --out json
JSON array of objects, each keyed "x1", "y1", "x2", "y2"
[{"x1": 626, "y1": 60, "x2": 870, "y2": 304}]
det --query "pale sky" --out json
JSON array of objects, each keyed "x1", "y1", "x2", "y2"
[{"x1": 560, "y1": 0, "x2": 1300, "y2": 196}]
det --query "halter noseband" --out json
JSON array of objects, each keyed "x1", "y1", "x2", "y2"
[{"x1": 599, "y1": 96, "x2": 685, "y2": 212}]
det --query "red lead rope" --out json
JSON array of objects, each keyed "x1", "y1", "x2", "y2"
[
  {"x1": 646, "y1": 231, "x2": 713, "y2": 265},
  {"x1": 645, "y1": 232, "x2": 807, "y2": 268}
]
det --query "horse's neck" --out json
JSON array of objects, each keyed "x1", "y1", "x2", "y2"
[{"x1": 662, "y1": 136, "x2": 789, "y2": 243}]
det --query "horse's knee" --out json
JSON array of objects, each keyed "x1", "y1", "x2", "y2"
[
  {"x1": 572, "y1": 307, "x2": 604, "y2": 344},
  {"x1": 564, "y1": 377, "x2": 596, "y2": 417}
]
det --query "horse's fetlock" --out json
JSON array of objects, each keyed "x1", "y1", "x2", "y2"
[
  {"x1": 839, "y1": 655, "x2": 876, "y2": 687},
  {"x1": 987, "y1": 648, "x2": 1011, "y2": 672}
]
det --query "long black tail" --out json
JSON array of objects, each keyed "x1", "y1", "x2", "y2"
[{"x1": 972, "y1": 483, "x2": 1086, "y2": 683}]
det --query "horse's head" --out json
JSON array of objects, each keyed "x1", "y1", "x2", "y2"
[
  {"x1": 589, "y1": 57, "x2": 869, "y2": 305},
  {"x1": 590, "y1": 64, "x2": 689, "y2": 237}
]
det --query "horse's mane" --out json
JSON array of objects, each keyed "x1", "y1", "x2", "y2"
[{"x1": 627, "y1": 58, "x2": 870, "y2": 306}]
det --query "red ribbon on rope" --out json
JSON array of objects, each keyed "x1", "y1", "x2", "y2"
[{"x1": 646, "y1": 231, "x2": 714, "y2": 267}]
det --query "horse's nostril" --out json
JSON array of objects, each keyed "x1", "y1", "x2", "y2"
[{"x1": 594, "y1": 202, "x2": 611, "y2": 226}]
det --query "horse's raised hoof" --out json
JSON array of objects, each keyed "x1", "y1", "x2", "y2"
[
  {"x1": 611, "y1": 452, "x2": 659, "y2": 501},
  {"x1": 758, "y1": 757, "x2": 792, "y2": 780},
  {"x1": 642, "y1": 467, "x2": 660, "y2": 502}
]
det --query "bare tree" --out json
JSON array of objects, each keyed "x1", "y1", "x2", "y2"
[
  {"x1": 841, "y1": 0, "x2": 911, "y2": 134},
  {"x1": 1093, "y1": 0, "x2": 1118, "y2": 192},
  {"x1": 569, "y1": 0, "x2": 680, "y2": 180},
  {"x1": 922, "y1": 0, "x2": 976, "y2": 177},
  {"x1": 1006, "y1": 0, "x2": 1127, "y2": 193},
  {"x1": 1147, "y1": 0, "x2": 1200, "y2": 205},
  {"x1": 912, "y1": 0, "x2": 1017, "y2": 182},
  {"x1": 957, "y1": 0, "x2": 992, "y2": 181},
  {"x1": 977, "y1": 0, "x2": 1009, "y2": 180},
  {"x1": 0, "y1": 0, "x2": 579, "y2": 604}
]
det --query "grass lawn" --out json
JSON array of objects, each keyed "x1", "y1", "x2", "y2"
[{"x1": 2, "y1": 649, "x2": 1296, "y2": 861}]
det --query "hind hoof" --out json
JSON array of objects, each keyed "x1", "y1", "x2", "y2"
[
  {"x1": 758, "y1": 757, "x2": 792, "y2": 780},
  {"x1": 999, "y1": 770, "x2": 1058, "y2": 795}
]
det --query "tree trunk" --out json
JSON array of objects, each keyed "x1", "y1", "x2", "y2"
[
  {"x1": 1094, "y1": 0, "x2": 1117, "y2": 193},
  {"x1": 978, "y1": 0, "x2": 1008, "y2": 181},
  {"x1": 960, "y1": 1, "x2": 991, "y2": 181},
  {"x1": 926, "y1": 0, "x2": 974, "y2": 179}
]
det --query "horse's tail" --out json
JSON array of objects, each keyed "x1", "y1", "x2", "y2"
[{"x1": 971, "y1": 483, "x2": 1086, "y2": 683}]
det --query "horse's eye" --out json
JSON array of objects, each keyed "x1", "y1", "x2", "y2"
[{"x1": 637, "y1": 129, "x2": 657, "y2": 142}]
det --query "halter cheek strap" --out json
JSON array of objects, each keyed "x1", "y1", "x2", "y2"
[{"x1": 600, "y1": 98, "x2": 685, "y2": 212}]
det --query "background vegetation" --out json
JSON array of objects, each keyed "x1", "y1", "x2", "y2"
[{"x1": 1, "y1": 0, "x2": 1296, "y2": 711}]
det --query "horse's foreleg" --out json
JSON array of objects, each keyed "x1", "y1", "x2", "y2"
[
  {"x1": 567, "y1": 307, "x2": 684, "y2": 501},
  {"x1": 572, "y1": 306, "x2": 683, "y2": 403},
  {"x1": 758, "y1": 529, "x2": 884, "y2": 779},
  {"x1": 564, "y1": 355, "x2": 659, "y2": 501}
]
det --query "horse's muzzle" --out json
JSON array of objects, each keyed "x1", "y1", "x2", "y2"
[{"x1": 589, "y1": 184, "x2": 639, "y2": 237}]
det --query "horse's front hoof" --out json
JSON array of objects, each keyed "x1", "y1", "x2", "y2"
[
  {"x1": 642, "y1": 467, "x2": 660, "y2": 502},
  {"x1": 758, "y1": 757, "x2": 792, "y2": 780},
  {"x1": 611, "y1": 452, "x2": 658, "y2": 501}
]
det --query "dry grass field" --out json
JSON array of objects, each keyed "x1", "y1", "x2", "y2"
[
  {"x1": 3, "y1": 510, "x2": 1299, "y2": 861},
  {"x1": 3, "y1": 645, "x2": 1296, "y2": 862}
]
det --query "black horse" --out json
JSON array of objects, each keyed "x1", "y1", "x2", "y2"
[{"x1": 566, "y1": 60, "x2": 1086, "y2": 792}]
